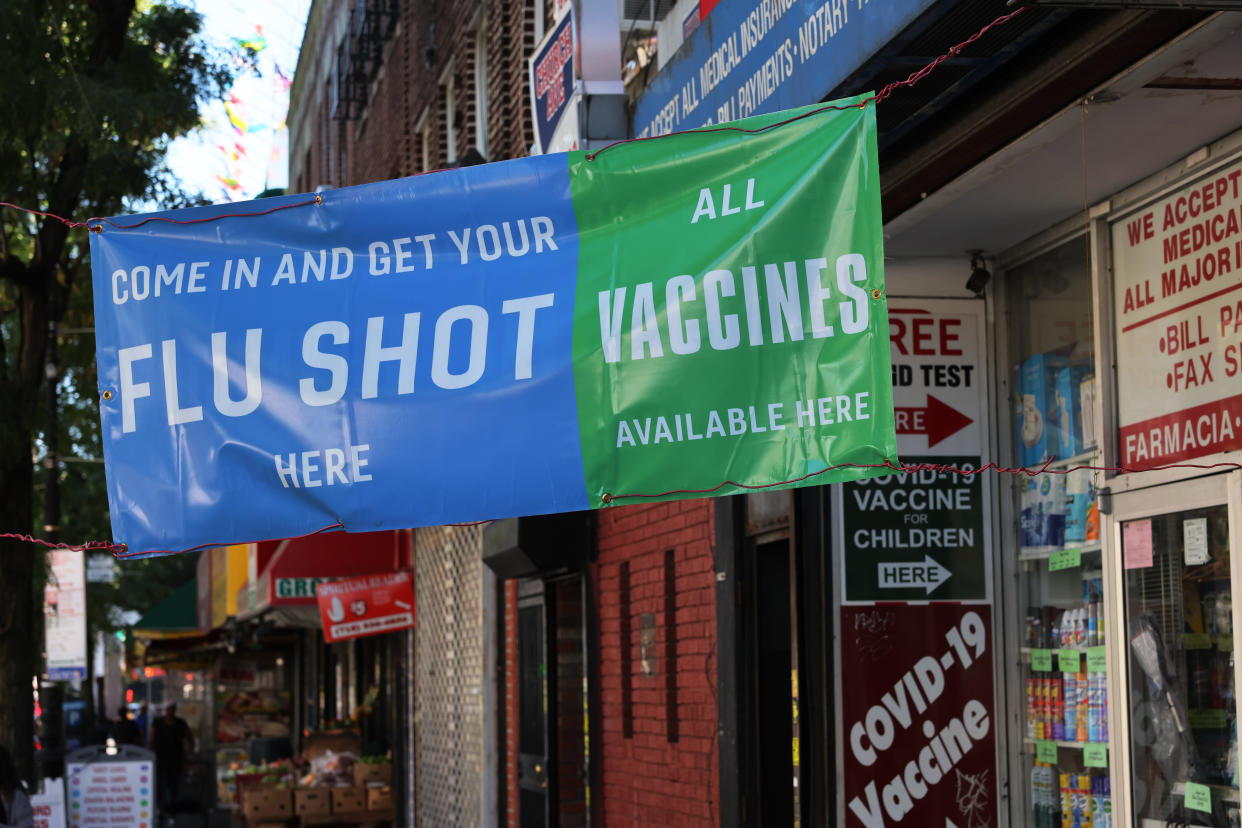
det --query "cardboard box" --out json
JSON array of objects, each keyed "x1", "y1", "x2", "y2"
[
  {"x1": 331, "y1": 786, "x2": 367, "y2": 814},
  {"x1": 294, "y1": 788, "x2": 332, "y2": 816},
  {"x1": 240, "y1": 787, "x2": 292, "y2": 821},
  {"x1": 367, "y1": 785, "x2": 394, "y2": 811},
  {"x1": 1017, "y1": 349, "x2": 1071, "y2": 467},
  {"x1": 1054, "y1": 365, "x2": 1092, "y2": 458},
  {"x1": 353, "y1": 763, "x2": 393, "y2": 786}
]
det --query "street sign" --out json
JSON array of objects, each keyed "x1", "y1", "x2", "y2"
[{"x1": 841, "y1": 300, "x2": 991, "y2": 602}]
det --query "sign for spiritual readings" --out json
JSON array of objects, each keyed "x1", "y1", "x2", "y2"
[
  {"x1": 841, "y1": 301, "x2": 989, "y2": 602},
  {"x1": 90, "y1": 98, "x2": 895, "y2": 555},
  {"x1": 841, "y1": 605, "x2": 997, "y2": 828},
  {"x1": 317, "y1": 570, "x2": 415, "y2": 642},
  {"x1": 1112, "y1": 157, "x2": 1242, "y2": 466},
  {"x1": 67, "y1": 752, "x2": 155, "y2": 828}
]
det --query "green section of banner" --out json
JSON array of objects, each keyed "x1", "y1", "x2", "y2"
[{"x1": 567, "y1": 98, "x2": 896, "y2": 506}]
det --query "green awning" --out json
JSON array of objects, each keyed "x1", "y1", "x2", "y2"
[{"x1": 132, "y1": 578, "x2": 199, "y2": 639}]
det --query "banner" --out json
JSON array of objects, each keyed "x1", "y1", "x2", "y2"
[
  {"x1": 91, "y1": 98, "x2": 896, "y2": 555},
  {"x1": 841, "y1": 605, "x2": 997, "y2": 828},
  {"x1": 318, "y1": 570, "x2": 415, "y2": 642}
]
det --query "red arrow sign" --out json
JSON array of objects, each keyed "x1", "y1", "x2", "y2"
[{"x1": 895, "y1": 394, "x2": 973, "y2": 448}]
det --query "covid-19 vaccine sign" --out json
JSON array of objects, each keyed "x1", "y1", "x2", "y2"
[{"x1": 839, "y1": 300, "x2": 991, "y2": 602}]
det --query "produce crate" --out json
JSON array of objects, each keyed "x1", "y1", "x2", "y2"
[
  {"x1": 294, "y1": 788, "x2": 332, "y2": 816},
  {"x1": 331, "y1": 786, "x2": 367, "y2": 814},
  {"x1": 353, "y1": 763, "x2": 392, "y2": 786},
  {"x1": 367, "y1": 785, "x2": 394, "y2": 811},
  {"x1": 240, "y1": 787, "x2": 292, "y2": 822}
]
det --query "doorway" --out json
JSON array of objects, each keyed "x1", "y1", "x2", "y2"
[{"x1": 515, "y1": 575, "x2": 591, "y2": 828}]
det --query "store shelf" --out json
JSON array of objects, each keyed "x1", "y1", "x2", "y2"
[
  {"x1": 1046, "y1": 451, "x2": 1101, "y2": 471},
  {"x1": 1018, "y1": 540, "x2": 1102, "y2": 562},
  {"x1": 1171, "y1": 781, "x2": 1241, "y2": 804},
  {"x1": 1022, "y1": 737, "x2": 1107, "y2": 751}
]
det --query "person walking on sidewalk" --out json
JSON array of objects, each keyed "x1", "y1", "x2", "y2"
[
  {"x1": 0, "y1": 745, "x2": 33, "y2": 828},
  {"x1": 152, "y1": 703, "x2": 194, "y2": 813}
]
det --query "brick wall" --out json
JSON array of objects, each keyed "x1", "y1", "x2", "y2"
[
  {"x1": 503, "y1": 578, "x2": 519, "y2": 827},
  {"x1": 594, "y1": 500, "x2": 720, "y2": 827},
  {"x1": 290, "y1": 0, "x2": 540, "y2": 193}
]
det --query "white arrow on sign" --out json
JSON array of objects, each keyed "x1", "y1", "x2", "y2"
[{"x1": 877, "y1": 555, "x2": 951, "y2": 595}]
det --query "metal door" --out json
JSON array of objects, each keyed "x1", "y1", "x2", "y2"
[{"x1": 518, "y1": 579, "x2": 552, "y2": 827}]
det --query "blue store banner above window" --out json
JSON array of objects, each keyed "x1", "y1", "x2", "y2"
[{"x1": 632, "y1": 0, "x2": 936, "y2": 139}]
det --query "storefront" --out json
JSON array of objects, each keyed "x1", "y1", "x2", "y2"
[
  {"x1": 866, "y1": 12, "x2": 1242, "y2": 828},
  {"x1": 632, "y1": 3, "x2": 1242, "y2": 826}
]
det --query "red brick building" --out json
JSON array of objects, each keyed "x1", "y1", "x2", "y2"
[{"x1": 288, "y1": 3, "x2": 736, "y2": 825}]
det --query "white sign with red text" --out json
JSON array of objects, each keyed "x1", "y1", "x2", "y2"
[
  {"x1": 1112, "y1": 158, "x2": 1242, "y2": 467},
  {"x1": 317, "y1": 570, "x2": 415, "y2": 643},
  {"x1": 31, "y1": 778, "x2": 67, "y2": 828},
  {"x1": 46, "y1": 550, "x2": 87, "y2": 681}
]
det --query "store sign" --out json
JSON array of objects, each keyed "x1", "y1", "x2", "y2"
[
  {"x1": 31, "y1": 778, "x2": 67, "y2": 828},
  {"x1": 275, "y1": 577, "x2": 328, "y2": 600},
  {"x1": 1112, "y1": 158, "x2": 1242, "y2": 467},
  {"x1": 841, "y1": 605, "x2": 997, "y2": 828},
  {"x1": 632, "y1": 0, "x2": 935, "y2": 138},
  {"x1": 529, "y1": 11, "x2": 574, "y2": 154},
  {"x1": 67, "y1": 755, "x2": 155, "y2": 827},
  {"x1": 317, "y1": 570, "x2": 415, "y2": 642},
  {"x1": 91, "y1": 98, "x2": 895, "y2": 555},
  {"x1": 46, "y1": 550, "x2": 87, "y2": 681},
  {"x1": 841, "y1": 302, "x2": 990, "y2": 602}
]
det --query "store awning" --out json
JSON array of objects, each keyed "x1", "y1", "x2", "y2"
[
  {"x1": 132, "y1": 578, "x2": 201, "y2": 640},
  {"x1": 242, "y1": 530, "x2": 410, "y2": 627}
]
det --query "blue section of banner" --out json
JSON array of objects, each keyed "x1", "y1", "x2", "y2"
[
  {"x1": 632, "y1": 0, "x2": 935, "y2": 139},
  {"x1": 91, "y1": 155, "x2": 589, "y2": 555}
]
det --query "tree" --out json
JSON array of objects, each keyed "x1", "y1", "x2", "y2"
[{"x1": 0, "y1": 0, "x2": 228, "y2": 780}]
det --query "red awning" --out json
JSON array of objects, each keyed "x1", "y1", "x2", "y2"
[{"x1": 251, "y1": 529, "x2": 411, "y2": 615}]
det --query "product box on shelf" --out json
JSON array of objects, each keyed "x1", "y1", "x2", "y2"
[
  {"x1": 1064, "y1": 468, "x2": 1099, "y2": 546},
  {"x1": 1017, "y1": 348, "x2": 1072, "y2": 467},
  {"x1": 353, "y1": 761, "x2": 392, "y2": 786},
  {"x1": 331, "y1": 786, "x2": 367, "y2": 814},
  {"x1": 1021, "y1": 474, "x2": 1067, "y2": 551},
  {"x1": 1079, "y1": 375, "x2": 1098, "y2": 451},
  {"x1": 294, "y1": 788, "x2": 332, "y2": 816},
  {"x1": 240, "y1": 787, "x2": 292, "y2": 822},
  {"x1": 367, "y1": 784, "x2": 394, "y2": 811},
  {"x1": 1054, "y1": 365, "x2": 1091, "y2": 458}
]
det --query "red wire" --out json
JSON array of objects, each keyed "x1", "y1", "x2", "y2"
[
  {"x1": 5, "y1": 452, "x2": 1240, "y2": 553},
  {"x1": 601, "y1": 456, "x2": 1242, "y2": 503},
  {"x1": 86, "y1": 196, "x2": 321, "y2": 232},
  {"x1": 0, "y1": 532, "x2": 124, "y2": 554},
  {"x1": 585, "y1": 6, "x2": 1028, "y2": 162},
  {"x1": 0, "y1": 7, "x2": 1029, "y2": 226}
]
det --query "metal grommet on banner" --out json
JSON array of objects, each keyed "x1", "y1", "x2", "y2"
[
  {"x1": 314, "y1": 194, "x2": 323, "y2": 206},
  {"x1": 871, "y1": 288, "x2": 883, "y2": 300},
  {"x1": 102, "y1": 389, "x2": 113, "y2": 401},
  {"x1": 89, "y1": 224, "x2": 102, "y2": 234},
  {"x1": 601, "y1": 493, "x2": 613, "y2": 504}
]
